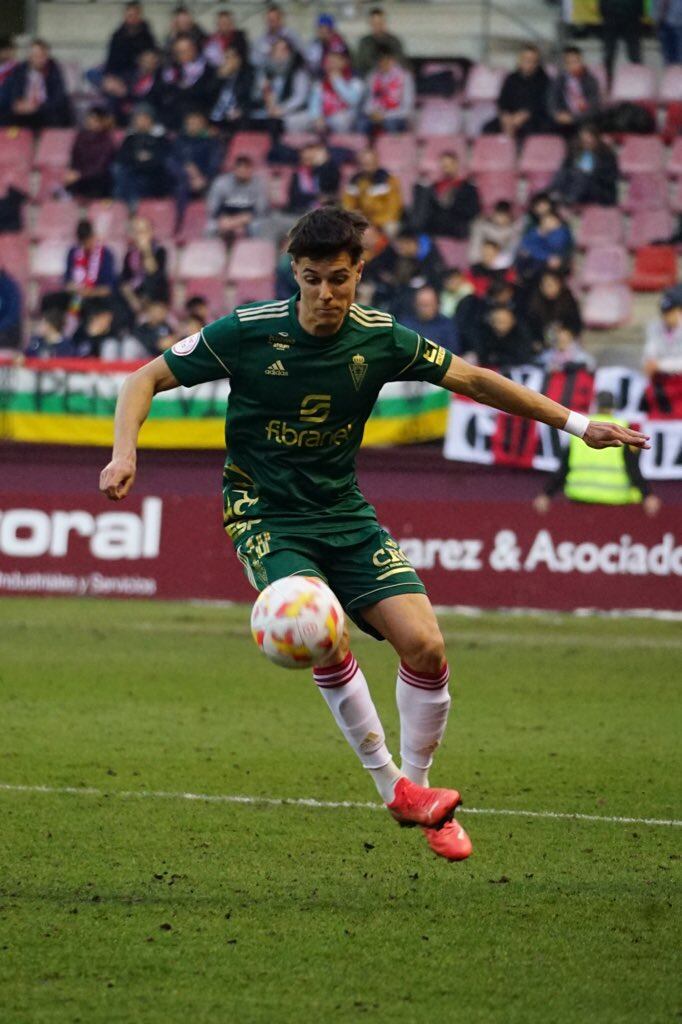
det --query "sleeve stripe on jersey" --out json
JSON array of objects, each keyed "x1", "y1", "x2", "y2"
[
  {"x1": 396, "y1": 333, "x2": 422, "y2": 377},
  {"x1": 201, "y1": 328, "x2": 233, "y2": 377}
]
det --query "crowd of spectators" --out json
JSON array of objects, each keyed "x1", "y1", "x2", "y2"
[{"x1": 0, "y1": 1, "x2": 679, "y2": 374}]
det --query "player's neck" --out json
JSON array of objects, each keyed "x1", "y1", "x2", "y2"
[{"x1": 296, "y1": 300, "x2": 346, "y2": 337}]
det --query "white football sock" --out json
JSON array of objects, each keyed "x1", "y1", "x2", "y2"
[
  {"x1": 314, "y1": 652, "x2": 401, "y2": 802},
  {"x1": 397, "y1": 661, "x2": 451, "y2": 787}
]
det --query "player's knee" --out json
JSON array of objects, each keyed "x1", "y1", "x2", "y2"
[
  {"x1": 401, "y1": 628, "x2": 446, "y2": 675},
  {"x1": 315, "y1": 626, "x2": 351, "y2": 669}
]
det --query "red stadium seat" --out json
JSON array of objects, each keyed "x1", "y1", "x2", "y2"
[
  {"x1": 619, "y1": 135, "x2": 665, "y2": 176},
  {"x1": 281, "y1": 131, "x2": 319, "y2": 151},
  {"x1": 34, "y1": 129, "x2": 76, "y2": 170},
  {"x1": 86, "y1": 199, "x2": 129, "y2": 242},
  {"x1": 0, "y1": 128, "x2": 33, "y2": 170},
  {"x1": 31, "y1": 240, "x2": 69, "y2": 279},
  {"x1": 622, "y1": 173, "x2": 669, "y2": 213},
  {"x1": 434, "y1": 237, "x2": 470, "y2": 270},
  {"x1": 627, "y1": 208, "x2": 674, "y2": 249},
  {"x1": 588, "y1": 64, "x2": 608, "y2": 96},
  {"x1": 671, "y1": 177, "x2": 682, "y2": 212},
  {"x1": 416, "y1": 100, "x2": 463, "y2": 137},
  {"x1": 418, "y1": 135, "x2": 467, "y2": 177},
  {"x1": 177, "y1": 239, "x2": 227, "y2": 279},
  {"x1": 519, "y1": 135, "x2": 565, "y2": 185},
  {"x1": 630, "y1": 245, "x2": 678, "y2": 291},
  {"x1": 660, "y1": 66, "x2": 682, "y2": 105},
  {"x1": 668, "y1": 137, "x2": 682, "y2": 178},
  {"x1": 462, "y1": 102, "x2": 497, "y2": 140},
  {"x1": 662, "y1": 101, "x2": 682, "y2": 145},
  {"x1": 32, "y1": 199, "x2": 81, "y2": 242},
  {"x1": 35, "y1": 167, "x2": 67, "y2": 202},
  {"x1": 375, "y1": 134, "x2": 417, "y2": 175},
  {"x1": 328, "y1": 133, "x2": 367, "y2": 154},
  {"x1": 470, "y1": 135, "x2": 515, "y2": 175},
  {"x1": 136, "y1": 199, "x2": 176, "y2": 242},
  {"x1": 225, "y1": 132, "x2": 271, "y2": 169},
  {"x1": 233, "y1": 276, "x2": 276, "y2": 305},
  {"x1": 610, "y1": 62, "x2": 657, "y2": 103},
  {"x1": 579, "y1": 245, "x2": 630, "y2": 288},
  {"x1": 582, "y1": 284, "x2": 632, "y2": 328},
  {"x1": 182, "y1": 277, "x2": 227, "y2": 317},
  {"x1": 227, "y1": 238, "x2": 275, "y2": 282},
  {"x1": 577, "y1": 206, "x2": 624, "y2": 249},
  {"x1": 464, "y1": 64, "x2": 504, "y2": 105},
  {"x1": 476, "y1": 170, "x2": 519, "y2": 211},
  {"x1": 0, "y1": 233, "x2": 30, "y2": 284},
  {"x1": 267, "y1": 167, "x2": 294, "y2": 210},
  {"x1": 176, "y1": 200, "x2": 208, "y2": 243}
]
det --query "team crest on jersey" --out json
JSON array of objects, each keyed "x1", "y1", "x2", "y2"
[
  {"x1": 171, "y1": 332, "x2": 201, "y2": 356},
  {"x1": 268, "y1": 331, "x2": 294, "y2": 351},
  {"x1": 348, "y1": 353, "x2": 368, "y2": 391}
]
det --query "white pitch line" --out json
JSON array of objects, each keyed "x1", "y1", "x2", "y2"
[{"x1": 0, "y1": 782, "x2": 680, "y2": 829}]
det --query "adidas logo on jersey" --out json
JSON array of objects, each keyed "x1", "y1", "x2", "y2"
[{"x1": 265, "y1": 360, "x2": 288, "y2": 376}]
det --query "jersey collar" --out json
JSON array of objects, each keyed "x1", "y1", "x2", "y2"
[{"x1": 288, "y1": 292, "x2": 350, "y2": 345}]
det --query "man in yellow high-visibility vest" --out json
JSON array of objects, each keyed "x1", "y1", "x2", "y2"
[{"x1": 534, "y1": 390, "x2": 661, "y2": 516}]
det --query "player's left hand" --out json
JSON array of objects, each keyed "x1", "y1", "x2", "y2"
[{"x1": 583, "y1": 421, "x2": 650, "y2": 450}]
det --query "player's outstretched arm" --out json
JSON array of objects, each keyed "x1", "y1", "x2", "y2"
[
  {"x1": 99, "y1": 357, "x2": 180, "y2": 501},
  {"x1": 440, "y1": 356, "x2": 650, "y2": 450}
]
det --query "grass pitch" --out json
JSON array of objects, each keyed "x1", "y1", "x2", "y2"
[{"x1": 0, "y1": 597, "x2": 680, "y2": 1024}]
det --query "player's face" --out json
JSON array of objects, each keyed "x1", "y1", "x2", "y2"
[{"x1": 293, "y1": 252, "x2": 363, "y2": 335}]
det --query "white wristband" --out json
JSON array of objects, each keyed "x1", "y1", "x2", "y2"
[{"x1": 564, "y1": 411, "x2": 590, "y2": 438}]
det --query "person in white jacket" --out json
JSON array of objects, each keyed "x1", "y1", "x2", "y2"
[{"x1": 642, "y1": 290, "x2": 682, "y2": 377}]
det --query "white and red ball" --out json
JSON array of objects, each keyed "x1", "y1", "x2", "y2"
[{"x1": 250, "y1": 575, "x2": 344, "y2": 669}]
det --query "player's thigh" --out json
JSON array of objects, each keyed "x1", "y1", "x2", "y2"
[{"x1": 361, "y1": 592, "x2": 446, "y2": 673}]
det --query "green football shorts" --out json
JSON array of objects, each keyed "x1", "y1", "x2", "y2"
[{"x1": 230, "y1": 520, "x2": 426, "y2": 640}]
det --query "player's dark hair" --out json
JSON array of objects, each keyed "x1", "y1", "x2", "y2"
[
  {"x1": 563, "y1": 45, "x2": 582, "y2": 57},
  {"x1": 76, "y1": 219, "x2": 93, "y2": 243},
  {"x1": 287, "y1": 207, "x2": 368, "y2": 264},
  {"x1": 369, "y1": 6, "x2": 385, "y2": 16}
]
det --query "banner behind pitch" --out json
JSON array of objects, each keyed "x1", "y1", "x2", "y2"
[{"x1": 1, "y1": 491, "x2": 679, "y2": 611}]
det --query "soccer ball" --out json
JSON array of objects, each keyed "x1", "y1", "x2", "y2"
[{"x1": 250, "y1": 575, "x2": 344, "y2": 669}]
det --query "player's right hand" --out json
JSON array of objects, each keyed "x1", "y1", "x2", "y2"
[{"x1": 99, "y1": 457, "x2": 136, "y2": 501}]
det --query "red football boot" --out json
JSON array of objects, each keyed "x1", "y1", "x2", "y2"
[
  {"x1": 422, "y1": 817, "x2": 473, "y2": 861},
  {"x1": 387, "y1": 776, "x2": 461, "y2": 828}
]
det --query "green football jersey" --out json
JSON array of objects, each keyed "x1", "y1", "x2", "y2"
[{"x1": 163, "y1": 294, "x2": 452, "y2": 534}]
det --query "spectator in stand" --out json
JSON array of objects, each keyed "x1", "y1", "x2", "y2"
[
  {"x1": 653, "y1": 0, "x2": 682, "y2": 65},
  {"x1": 110, "y1": 48, "x2": 164, "y2": 125},
  {"x1": 308, "y1": 51, "x2": 363, "y2": 133},
  {"x1": 526, "y1": 270, "x2": 582, "y2": 342},
  {"x1": 455, "y1": 278, "x2": 520, "y2": 362},
  {"x1": 0, "y1": 39, "x2": 72, "y2": 128},
  {"x1": 113, "y1": 102, "x2": 171, "y2": 205},
  {"x1": 540, "y1": 321, "x2": 595, "y2": 373},
  {"x1": 204, "y1": 9, "x2": 249, "y2": 67},
  {"x1": 342, "y1": 147, "x2": 403, "y2": 235},
  {"x1": 642, "y1": 290, "x2": 682, "y2": 377},
  {"x1": 366, "y1": 230, "x2": 444, "y2": 315},
  {"x1": 516, "y1": 206, "x2": 573, "y2": 283},
  {"x1": 401, "y1": 285, "x2": 460, "y2": 353},
  {"x1": 356, "y1": 6, "x2": 406, "y2": 76},
  {"x1": 165, "y1": 5, "x2": 207, "y2": 55},
  {"x1": 254, "y1": 38, "x2": 311, "y2": 133},
  {"x1": 169, "y1": 109, "x2": 222, "y2": 224},
  {"x1": 469, "y1": 200, "x2": 522, "y2": 268},
  {"x1": 0, "y1": 264, "x2": 21, "y2": 350},
  {"x1": 550, "y1": 124, "x2": 618, "y2": 207},
  {"x1": 600, "y1": 0, "x2": 643, "y2": 85},
  {"x1": 306, "y1": 14, "x2": 350, "y2": 76},
  {"x1": 210, "y1": 45, "x2": 254, "y2": 129},
  {"x1": 362, "y1": 47, "x2": 415, "y2": 133},
  {"x1": 120, "y1": 214, "x2": 170, "y2": 322},
  {"x1": 185, "y1": 294, "x2": 209, "y2": 325},
  {"x1": 288, "y1": 140, "x2": 340, "y2": 214},
  {"x1": 25, "y1": 305, "x2": 72, "y2": 358},
  {"x1": 65, "y1": 220, "x2": 118, "y2": 319},
  {"x1": 161, "y1": 34, "x2": 216, "y2": 130},
  {"x1": 439, "y1": 268, "x2": 473, "y2": 319},
  {"x1": 63, "y1": 106, "x2": 117, "y2": 199},
  {"x1": 412, "y1": 151, "x2": 480, "y2": 239},
  {"x1": 474, "y1": 303, "x2": 540, "y2": 368},
  {"x1": 252, "y1": 3, "x2": 303, "y2": 70},
  {"x1": 134, "y1": 298, "x2": 176, "y2": 355},
  {"x1": 71, "y1": 299, "x2": 120, "y2": 358},
  {"x1": 485, "y1": 44, "x2": 550, "y2": 142},
  {"x1": 534, "y1": 390, "x2": 659, "y2": 515},
  {"x1": 466, "y1": 239, "x2": 516, "y2": 297},
  {"x1": 548, "y1": 46, "x2": 602, "y2": 136},
  {"x1": 206, "y1": 154, "x2": 269, "y2": 241},
  {"x1": 0, "y1": 37, "x2": 17, "y2": 92},
  {"x1": 100, "y1": 1, "x2": 156, "y2": 97}
]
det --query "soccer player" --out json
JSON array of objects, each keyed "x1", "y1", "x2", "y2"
[{"x1": 100, "y1": 207, "x2": 648, "y2": 861}]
